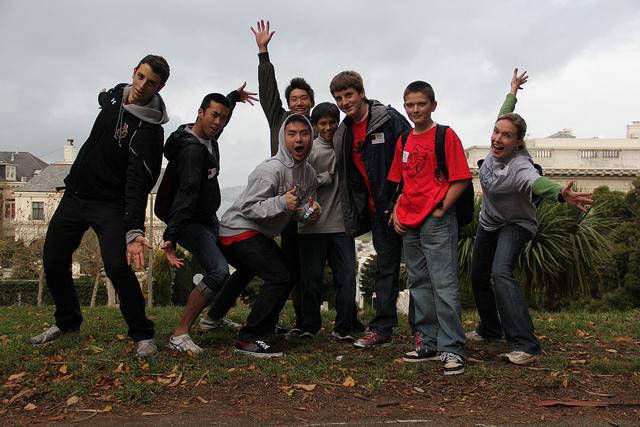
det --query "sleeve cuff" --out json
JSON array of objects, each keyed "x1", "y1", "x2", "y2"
[
  {"x1": 258, "y1": 52, "x2": 271, "y2": 63},
  {"x1": 125, "y1": 229, "x2": 144, "y2": 244}
]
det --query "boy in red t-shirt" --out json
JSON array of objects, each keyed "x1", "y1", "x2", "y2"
[{"x1": 387, "y1": 81, "x2": 471, "y2": 376}]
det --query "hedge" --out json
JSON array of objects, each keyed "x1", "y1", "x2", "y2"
[{"x1": 0, "y1": 279, "x2": 107, "y2": 306}]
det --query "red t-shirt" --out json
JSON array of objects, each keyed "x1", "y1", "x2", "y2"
[
  {"x1": 387, "y1": 126, "x2": 471, "y2": 227},
  {"x1": 351, "y1": 118, "x2": 376, "y2": 210}
]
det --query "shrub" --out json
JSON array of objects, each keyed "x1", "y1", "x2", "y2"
[{"x1": 0, "y1": 279, "x2": 106, "y2": 306}]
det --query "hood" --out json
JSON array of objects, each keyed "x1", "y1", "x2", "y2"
[
  {"x1": 163, "y1": 123, "x2": 201, "y2": 161},
  {"x1": 122, "y1": 85, "x2": 170, "y2": 125},
  {"x1": 274, "y1": 114, "x2": 314, "y2": 167}
]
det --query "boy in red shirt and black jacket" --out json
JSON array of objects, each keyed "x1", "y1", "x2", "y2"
[
  {"x1": 330, "y1": 70, "x2": 411, "y2": 348},
  {"x1": 388, "y1": 81, "x2": 471, "y2": 375}
]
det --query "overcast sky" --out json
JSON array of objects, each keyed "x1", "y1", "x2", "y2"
[{"x1": 1, "y1": 0, "x2": 639, "y2": 188}]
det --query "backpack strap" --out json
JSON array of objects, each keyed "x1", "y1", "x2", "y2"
[
  {"x1": 390, "y1": 128, "x2": 412, "y2": 206},
  {"x1": 434, "y1": 124, "x2": 450, "y2": 181}
]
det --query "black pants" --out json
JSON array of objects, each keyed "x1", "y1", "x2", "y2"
[
  {"x1": 209, "y1": 234, "x2": 292, "y2": 340},
  {"x1": 42, "y1": 192, "x2": 154, "y2": 342}
]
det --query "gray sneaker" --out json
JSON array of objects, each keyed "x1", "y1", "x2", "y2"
[
  {"x1": 168, "y1": 334, "x2": 203, "y2": 354},
  {"x1": 135, "y1": 338, "x2": 158, "y2": 358},
  {"x1": 30, "y1": 325, "x2": 63, "y2": 345},
  {"x1": 199, "y1": 316, "x2": 242, "y2": 332}
]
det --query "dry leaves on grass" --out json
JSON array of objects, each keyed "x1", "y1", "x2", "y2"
[
  {"x1": 66, "y1": 396, "x2": 80, "y2": 407},
  {"x1": 293, "y1": 384, "x2": 316, "y2": 391},
  {"x1": 24, "y1": 403, "x2": 37, "y2": 411},
  {"x1": 342, "y1": 376, "x2": 356, "y2": 387}
]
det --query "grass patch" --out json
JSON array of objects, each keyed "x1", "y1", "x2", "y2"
[{"x1": 1, "y1": 305, "x2": 639, "y2": 408}]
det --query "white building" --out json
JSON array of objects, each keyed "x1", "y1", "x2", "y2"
[
  {"x1": 13, "y1": 140, "x2": 166, "y2": 244},
  {"x1": 465, "y1": 121, "x2": 640, "y2": 193}
]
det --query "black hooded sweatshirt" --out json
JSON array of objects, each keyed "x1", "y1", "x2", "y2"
[
  {"x1": 161, "y1": 91, "x2": 240, "y2": 244},
  {"x1": 64, "y1": 83, "x2": 168, "y2": 233}
]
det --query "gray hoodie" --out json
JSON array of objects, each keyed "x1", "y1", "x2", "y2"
[{"x1": 219, "y1": 115, "x2": 319, "y2": 238}]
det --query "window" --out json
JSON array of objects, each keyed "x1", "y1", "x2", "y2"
[
  {"x1": 4, "y1": 200, "x2": 15, "y2": 219},
  {"x1": 532, "y1": 149, "x2": 552, "y2": 158},
  {"x1": 5, "y1": 165, "x2": 16, "y2": 181},
  {"x1": 579, "y1": 149, "x2": 599, "y2": 159},
  {"x1": 32, "y1": 201, "x2": 44, "y2": 220},
  {"x1": 601, "y1": 150, "x2": 620, "y2": 158}
]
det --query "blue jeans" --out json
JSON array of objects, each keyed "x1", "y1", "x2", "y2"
[
  {"x1": 470, "y1": 224, "x2": 542, "y2": 355},
  {"x1": 176, "y1": 221, "x2": 229, "y2": 297},
  {"x1": 403, "y1": 210, "x2": 466, "y2": 357},
  {"x1": 369, "y1": 210, "x2": 402, "y2": 336},
  {"x1": 298, "y1": 232, "x2": 357, "y2": 333}
]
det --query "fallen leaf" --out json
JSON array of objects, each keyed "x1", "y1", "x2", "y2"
[
  {"x1": 0, "y1": 335, "x2": 9, "y2": 345},
  {"x1": 196, "y1": 396, "x2": 208, "y2": 404},
  {"x1": 169, "y1": 371, "x2": 183, "y2": 387},
  {"x1": 113, "y1": 363, "x2": 128, "y2": 374},
  {"x1": 227, "y1": 368, "x2": 236, "y2": 373},
  {"x1": 612, "y1": 336, "x2": 634, "y2": 344},
  {"x1": 246, "y1": 364, "x2": 257, "y2": 371},
  {"x1": 605, "y1": 349, "x2": 618, "y2": 354},
  {"x1": 562, "y1": 378, "x2": 569, "y2": 388},
  {"x1": 156, "y1": 377, "x2": 171, "y2": 385},
  {"x1": 141, "y1": 363, "x2": 150, "y2": 370},
  {"x1": 335, "y1": 355, "x2": 343, "y2": 362},
  {"x1": 8, "y1": 388, "x2": 36, "y2": 404},
  {"x1": 66, "y1": 396, "x2": 80, "y2": 407},
  {"x1": 116, "y1": 334, "x2": 127, "y2": 341},
  {"x1": 570, "y1": 359, "x2": 588, "y2": 366},
  {"x1": 59, "y1": 365, "x2": 68, "y2": 375},
  {"x1": 414, "y1": 387, "x2": 425, "y2": 393},
  {"x1": 7, "y1": 372, "x2": 26, "y2": 382},
  {"x1": 393, "y1": 358, "x2": 404, "y2": 364},
  {"x1": 293, "y1": 384, "x2": 316, "y2": 391},
  {"x1": 342, "y1": 376, "x2": 356, "y2": 387},
  {"x1": 24, "y1": 403, "x2": 37, "y2": 411},
  {"x1": 101, "y1": 405, "x2": 112, "y2": 413}
]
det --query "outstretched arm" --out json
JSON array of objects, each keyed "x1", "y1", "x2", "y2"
[{"x1": 499, "y1": 68, "x2": 528, "y2": 117}]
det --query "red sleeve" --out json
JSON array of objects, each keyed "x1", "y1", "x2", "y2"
[
  {"x1": 444, "y1": 128, "x2": 472, "y2": 182},
  {"x1": 387, "y1": 134, "x2": 404, "y2": 183}
]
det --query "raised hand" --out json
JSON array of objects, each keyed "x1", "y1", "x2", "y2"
[
  {"x1": 236, "y1": 81, "x2": 258, "y2": 105},
  {"x1": 161, "y1": 241, "x2": 184, "y2": 268},
  {"x1": 250, "y1": 19, "x2": 275, "y2": 53},
  {"x1": 284, "y1": 185, "x2": 299, "y2": 211},
  {"x1": 561, "y1": 181, "x2": 594, "y2": 213},
  {"x1": 510, "y1": 68, "x2": 529, "y2": 96}
]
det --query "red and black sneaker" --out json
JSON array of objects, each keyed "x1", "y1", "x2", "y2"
[
  {"x1": 353, "y1": 331, "x2": 392, "y2": 348},
  {"x1": 234, "y1": 339, "x2": 283, "y2": 359}
]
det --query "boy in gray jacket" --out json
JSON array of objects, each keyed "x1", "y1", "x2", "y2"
[{"x1": 209, "y1": 114, "x2": 320, "y2": 358}]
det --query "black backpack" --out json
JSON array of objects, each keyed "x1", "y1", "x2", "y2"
[{"x1": 395, "y1": 124, "x2": 475, "y2": 227}]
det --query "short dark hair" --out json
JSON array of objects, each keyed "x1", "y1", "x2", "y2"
[
  {"x1": 137, "y1": 55, "x2": 170, "y2": 85},
  {"x1": 311, "y1": 102, "x2": 340, "y2": 124},
  {"x1": 404, "y1": 81, "x2": 436, "y2": 103},
  {"x1": 199, "y1": 93, "x2": 231, "y2": 111},
  {"x1": 330, "y1": 70, "x2": 365, "y2": 95},
  {"x1": 285, "y1": 77, "x2": 315, "y2": 105},
  {"x1": 285, "y1": 114, "x2": 312, "y2": 133}
]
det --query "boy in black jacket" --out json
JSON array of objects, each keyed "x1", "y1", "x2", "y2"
[
  {"x1": 31, "y1": 55, "x2": 170, "y2": 358},
  {"x1": 161, "y1": 87, "x2": 256, "y2": 354}
]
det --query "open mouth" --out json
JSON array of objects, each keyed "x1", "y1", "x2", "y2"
[{"x1": 294, "y1": 145, "x2": 305, "y2": 155}]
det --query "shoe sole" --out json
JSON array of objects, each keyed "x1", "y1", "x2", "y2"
[
  {"x1": 353, "y1": 341, "x2": 392, "y2": 349},
  {"x1": 508, "y1": 354, "x2": 542, "y2": 365},
  {"x1": 402, "y1": 356, "x2": 439, "y2": 362},
  {"x1": 234, "y1": 348, "x2": 283, "y2": 359},
  {"x1": 444, "y1": 367, "x2": 465, "y2": 376},
  {"x1": 167, "y1": 343, "x2": 203, "y2": 355},
  {"x1": 331, "y1": 335, "x2": 355, "y2": 342}
]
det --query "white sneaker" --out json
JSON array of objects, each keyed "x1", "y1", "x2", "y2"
[
  {"x1": 30, "y1": 325, "x2": 63, "y2": 345},
  {"x1": 199, "y1": 317, "x2": 242, "y2": 332},
  {"x1": 465, "y1": 331, "x2": 486, "y2": 342},
  {"x1": 441, "y1": 352, "x2": 465, "y2": 376},
  {"x1": 135, "y1": 339, "x2": 158, "y2": 358},
  {"x1": 499, "y1": 351, "x2": 542, "y2": 365},
  {"x1": 168, "y1": 334, "x2": 203, "y2": 354}
]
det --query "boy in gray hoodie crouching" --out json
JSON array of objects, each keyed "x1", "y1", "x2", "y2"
[{"x1": 209, "y1": 114, "x2": 320, "y2": 358}]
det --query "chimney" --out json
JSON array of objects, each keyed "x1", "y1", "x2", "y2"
[
  {"x1": 64, "y1": 138, "x2": 76, "y2": 163},
  {"x1": 627, "y1": 121, "x2": 640, "y2": 139}
]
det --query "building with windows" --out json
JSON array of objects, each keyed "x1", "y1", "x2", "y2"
[
  {"x1": 0, "y1": 151, "x2": 48, "y2": 238},
  {"x1": 465, "y1": 121, "x2": 640, "y2": 193},
  {"x1": 12, "y1": 140, "x2": 166, "y2": 244}
]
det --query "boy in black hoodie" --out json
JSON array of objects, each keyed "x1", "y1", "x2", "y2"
[
  {"x1": 31, "y1": 55, "x2": 170, "y2": 358},
  {"x1": 161, "y1": 87, "x2": 256, "y2": 354}
]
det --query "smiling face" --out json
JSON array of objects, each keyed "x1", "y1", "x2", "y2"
[
  {"x1": 287, "y1": 89, "x2": 313, "y2": 116},
  {"x1": 403, "y1": 92, "x2": 437, "y2": 132},
  {"x1": 284, "y1": 119, "x2": 312, "y2": 163},
  {"x1": 128, "y1": 63, "x2": 164, "y2": 106},
  {"x1": 491, "y1": 119, "x2": 522, "y2": 159},
  {"x1": 332, "y1": 88, "x2": 367, "y2": 122},
  {"x1": 194, "y1": 101, "x2": 230, "y2": 140},
  {"x1": 315, "y1": 115, "x2": 338, "y2": 141}
]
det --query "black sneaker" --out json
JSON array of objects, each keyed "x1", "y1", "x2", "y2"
[
  {"x1": 234, "y1": 339, "x2": 283, "y2": 359},
  {"x1": 274, "y1": 325, "x2": 291, "y2": 336},
  {"x1": 403, "y1": 347, "x2": 439, "y2": 362},
  {"x1": 441, "y1": 352, "x2": 465, "y2": 376}
]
